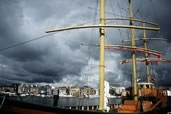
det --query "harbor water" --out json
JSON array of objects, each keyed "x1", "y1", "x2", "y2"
[{"x1": 9, "y1": 96, "x2": 122, "y2": 107}]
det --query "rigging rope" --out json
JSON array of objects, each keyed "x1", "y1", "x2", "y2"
[
  {"x1": 87, "y1": 0, "x2": 99, "y2": 87},
  {"x1": 0, "y1": 18, "x2": 101, "y2": 53},
  {"x1": 72, "y1": 0, "x2": 125, "y2": 17},
  {"x1": 0, "y1": 33, "x2": 56, "y2": 53}
]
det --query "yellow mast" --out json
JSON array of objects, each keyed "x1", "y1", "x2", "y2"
[
  {"x1": 99, "y1": 0, "x2": 105, "y2": 111},
  {"x1": 142, "y1": 24, "x2": 168, "y2": 83},
  {"x1": 129, "y1": 0, "x2": 138, "y2": 101},
  {"x1": 143, "y1": 23, "x2": 151, "y2": 83}
]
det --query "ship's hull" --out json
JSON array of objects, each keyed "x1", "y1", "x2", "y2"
[{"x1": 0, "y1": 97, "x2": 170, "y2": 114}]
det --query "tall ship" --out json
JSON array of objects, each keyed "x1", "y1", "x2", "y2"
[{"x1": 0, "y1": 0, "x2": 170, "y2": 114}]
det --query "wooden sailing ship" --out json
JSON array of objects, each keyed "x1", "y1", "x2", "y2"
[{"x1": 0, "y1": 0, "x2": 170, "y2": 113}]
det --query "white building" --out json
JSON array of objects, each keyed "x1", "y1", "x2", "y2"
[
  {"x1": 167, "y1": 90, "x2": 171, "y2": 96},
  {"x1": 111, "y1": 87, "x2": 125, "y2": 95},
  {"x1": 104, "y1": 81, "x2": 110, "y2": 112},
  {"x1": 59, "y1": 87, "x2": 67, "y2": 96}
]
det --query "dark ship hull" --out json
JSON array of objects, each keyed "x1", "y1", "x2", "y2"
[{"x1": 0, "y1": 96, "x2": 170, "y2": 114}]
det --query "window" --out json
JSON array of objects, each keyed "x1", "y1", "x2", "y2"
[
  {"x1": 146, "y1": 85, "x2": 150, "y2": 88},
  {"x1": 140, "y1": 85, "x2": 143, "y2": 88}
]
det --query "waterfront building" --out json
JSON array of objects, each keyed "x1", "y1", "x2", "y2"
[
  {"x1": 110, "y1": 87, "x2": 125, "y2": 96},
  {"x1": 29, "y1": 86, "x2": 39, "y2": 96},
  {"x1": 58, "y1": 87, "x2": 67, "y2": 96},
  {"x1": 0, "y1": 85, "x2": 15, "y2": 93},
  {"x1": 80, "y1": 87, "x2": 96, "y2": 97},
  {"x1": 69, "y1": 87, "x2": 80, "y2": 97}
]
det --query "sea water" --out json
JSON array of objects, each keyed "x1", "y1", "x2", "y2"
[{"x1": 10, "y1": 96, "x2": 122, "y2": 107}]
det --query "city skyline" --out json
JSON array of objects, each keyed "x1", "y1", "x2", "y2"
[{"x1": 0, "y1": 82, "x2": 100, "y2": 97}]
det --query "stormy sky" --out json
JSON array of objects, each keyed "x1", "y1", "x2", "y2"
[{"x1": 0, "y1": 0, "x2": 170, "y2": 88}]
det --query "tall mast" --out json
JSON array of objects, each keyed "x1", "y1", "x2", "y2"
[
  {"x1": 143, "y1": 23, "x2": 151, "y2": 83},
  {"x1": 129, "y1": 0, "x2": 138, "y2": 101},
  {"x1": 99, "y1": 0, "x2": 105, "y2": 111}
]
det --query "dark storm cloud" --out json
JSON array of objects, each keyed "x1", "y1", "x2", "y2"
[
  {"x1": 133, "y1": 0, "x2": 171, "y2": 41},
  {"x1": 0, "y1": 0, "x2": 24, "y2": 46},
  {"x1": 0, "y1": 0, "x2": 170, "y2": 88},
  {"x1": 4, "y1": 46, "x2": 46, "y2": 62},
  {"x1": 103, "y1": 0, "x2": 171, "y2": 87},
  {"x1": 130, "y1": 0, "x2": 171, "y2": 87},
  {"x1": 0, "y1": 0, "x2": 92, "y2": 85}
]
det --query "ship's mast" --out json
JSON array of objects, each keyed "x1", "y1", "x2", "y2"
[
  {"x1": 121, "y1": 23, "x2": 169, "y2": 84},
  {"x1": 143, "y1": 23, "x2": 151, "y2": 83},
  {"x1": 142, "y1": 24, "x2": 169, "y2": 83},
  {"x1": 99, "y1": 0, "x2": 105, "y2": 111},
  {"x1": 129, "y1": 0, "x2": 138, "y2": 101}
]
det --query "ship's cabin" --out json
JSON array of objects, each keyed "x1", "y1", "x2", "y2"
[{"x1": 138, "y1": 82, "x2": 155, "y2": 89}]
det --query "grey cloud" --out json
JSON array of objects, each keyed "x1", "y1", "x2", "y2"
[{"x1": 0, "y1": 0, "x2": 170, "y2": 88}]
